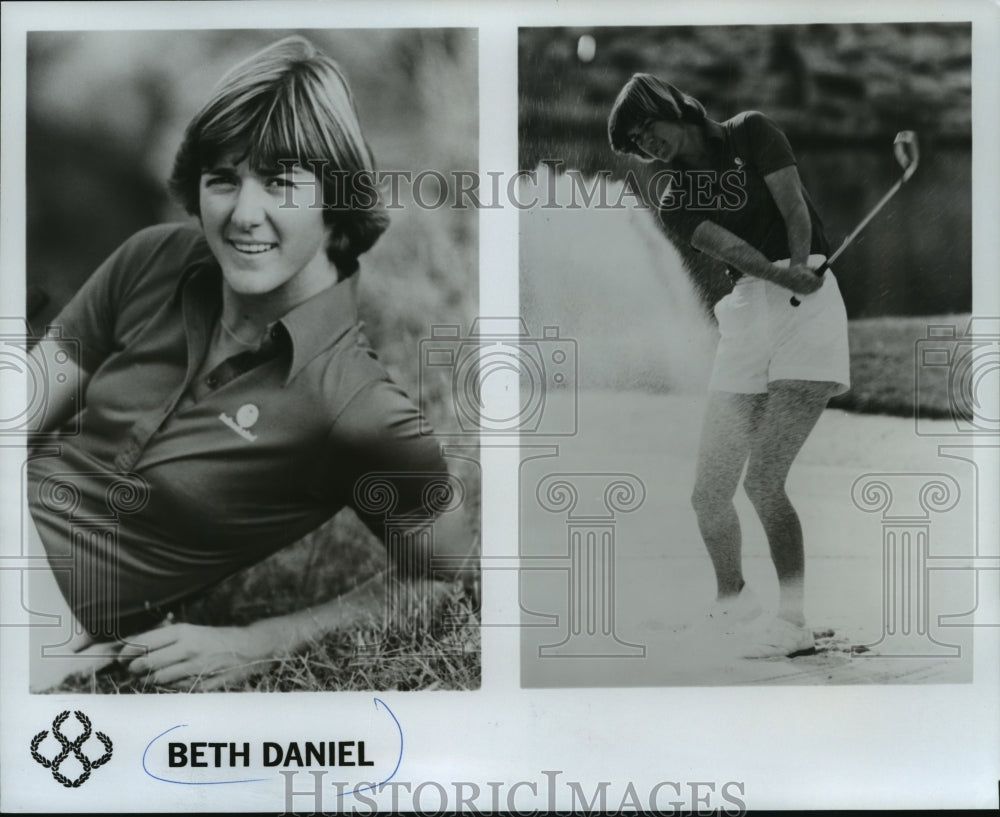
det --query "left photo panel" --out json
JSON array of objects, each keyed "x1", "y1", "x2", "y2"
[{"x1": 18, "y1": 28, "x2": 480, "y2": 693}]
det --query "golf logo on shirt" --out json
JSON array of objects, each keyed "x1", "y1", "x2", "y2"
[{"x1": 219, "y1": 403, "x2": 259, "y2": 442}]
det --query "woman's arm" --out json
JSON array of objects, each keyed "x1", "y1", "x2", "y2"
[
  {"x1": 117, "y1": 572, "x2": 387, "y2": 689},
  {"x1": 250, "y1": 509, "x2": 476, "y2": 656},
  {"x1": 121, "y1": 511, "x2": 477, "y2": 690},
  {"x1": 764, "y1": 164, "x2": 812, "y2": 268},
  {"x1": 691, "y1": 220, "x2": 822, "y2": 295},
  {"x1": 26, "y1": 341, "x2": 91, "y2": 434}
]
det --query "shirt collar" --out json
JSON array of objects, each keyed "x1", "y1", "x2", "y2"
[
  {"x1": 173, "y1": 253, "x2": 360, "y2": 386},
  {"x1": 665, "y1": 118, "x2": 730, "y2": 172},
  {"x1": 703, "y1": 118, "x2": 727, "y2": 145},
  {"x1": 278, "y1": 273, "x2": 359, "y2": 383}
]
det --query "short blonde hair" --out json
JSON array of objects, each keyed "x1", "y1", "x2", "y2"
[
  {"x1": 608, "y1": 73, "x2": 707, "y2": 160},
  {"x1": 169, "y1": 36, "x2": 388, "y2": 278}
]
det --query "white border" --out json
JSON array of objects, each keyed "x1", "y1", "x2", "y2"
[{"x1": 2, "y1": 1, "x2": 998, "y2": 812}]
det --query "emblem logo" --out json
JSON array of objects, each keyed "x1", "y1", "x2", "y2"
[
  {"x1": 31, "y1": 710, "x2": 113, "y2": 787},
  {"x1": 219, "y1": 403, "x2": 259, "y2": 442}
]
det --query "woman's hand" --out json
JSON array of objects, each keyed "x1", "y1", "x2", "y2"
[
  {"x1": 784, "y1": 263, "x2": 824, "y2": 295},
  {"x1": 120, "y1": 621, "x2": 283, "y2": 691}
]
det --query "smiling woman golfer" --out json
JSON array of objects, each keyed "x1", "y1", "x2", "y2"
[
  {"x1": 26, "y1": 37, "x2": 470, "y2": 690},
  {"x1": 609, "y1": 74, "x2": 850, "y2": 658}
]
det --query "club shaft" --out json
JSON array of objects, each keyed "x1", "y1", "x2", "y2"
[
  {"x1": 792, "y1": 131, "x2": 917, "y2": 305},
  {"x1": 825, "y1": 177, "x2": 905, "y2": 268}
]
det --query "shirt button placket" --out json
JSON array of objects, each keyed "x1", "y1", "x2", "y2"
[
  {"x1": 114, "y1": 438, "x2": 142, "y2": 471},
  {"x1": 125, "y1": 387, "x2": 186, "y2": 470}
]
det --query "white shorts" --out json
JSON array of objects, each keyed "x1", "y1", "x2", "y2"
[{"x1": 709, "y1": 256, "x2": 851, "y2": 395}]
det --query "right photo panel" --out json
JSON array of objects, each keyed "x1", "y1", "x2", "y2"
[{"x1": 517, "y1": 24, "x2": 980, "y2": 687}]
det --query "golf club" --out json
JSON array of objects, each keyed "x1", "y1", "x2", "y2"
[{"x1": 790, "y1": 130, "x2": 919, "y2": 306}]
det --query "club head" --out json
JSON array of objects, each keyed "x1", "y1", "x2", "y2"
[{"x1": 894, "y1": 130, "x2": 919, "y2": 182}]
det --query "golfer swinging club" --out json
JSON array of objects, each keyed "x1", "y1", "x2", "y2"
[{"x1": 608, "y1": 74, "x2": 850, "y2": 657}]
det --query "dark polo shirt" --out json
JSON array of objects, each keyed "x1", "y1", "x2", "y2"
[
  {"x1": 656, "y1": 111, "x2": 829, "y2": 272},
  {"x1": 28, "y1": 222, "x2": 447, "y2": 635}
]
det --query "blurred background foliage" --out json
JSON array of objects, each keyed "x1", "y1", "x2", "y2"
[
  {"x1": 26, "y1": 30, "x2": 480, "y2": 682},
  {"x1": 519, "y1": 24, "x2": 971, "y2": 318},
  {"x1": 27, "y1": 27, "x2": 478, "y2": 417}
]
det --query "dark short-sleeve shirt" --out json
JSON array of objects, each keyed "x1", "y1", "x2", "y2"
[
  {"x1": 655, "y1": 111, "x2": 829, "y2": 267},
  {"x1": 28, "y1": 222, "x2": 447, "y2": 634}
]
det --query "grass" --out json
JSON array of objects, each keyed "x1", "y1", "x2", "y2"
[
  {"x1": 47, "y1": 311, "x2": 966, "y2": 694},
  {"x1": 52, "y1": 508, "x2": 481, "y2": 693},
  {"x1": 55, "y1": 581, "x2": 480, "y2": 694},
  {"x1": 830, "y1": 313, "x2": 971, "y2": 419},
  {"x1": 47, "y1": 34, "x2": 481, "y2": 695}
]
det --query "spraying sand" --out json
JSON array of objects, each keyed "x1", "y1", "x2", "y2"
[{"x1": 517, "y1": 169, "x2": 981, "y2": 686}]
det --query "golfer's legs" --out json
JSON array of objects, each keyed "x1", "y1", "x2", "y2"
[
  {"x1": 742, "y1": 379, "x2": 837, "y2": 624},
  {"x1": 691, "y1": 390, "x2": 766, "y2": 597}
]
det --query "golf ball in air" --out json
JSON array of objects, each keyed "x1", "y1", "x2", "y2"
[{"x1": 577, "y1": 34, "x2": 596, "y2": 63}]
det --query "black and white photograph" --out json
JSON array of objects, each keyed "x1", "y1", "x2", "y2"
[
  {"x1": 17, "y1": 27, "x2": 480, "y2": 694},
  {"x1": 1, "y1": 1, "x2": 997, "y2": 814},
  {"x1": 518, "y1": 22, "x2": 983, "y2": 687}
]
